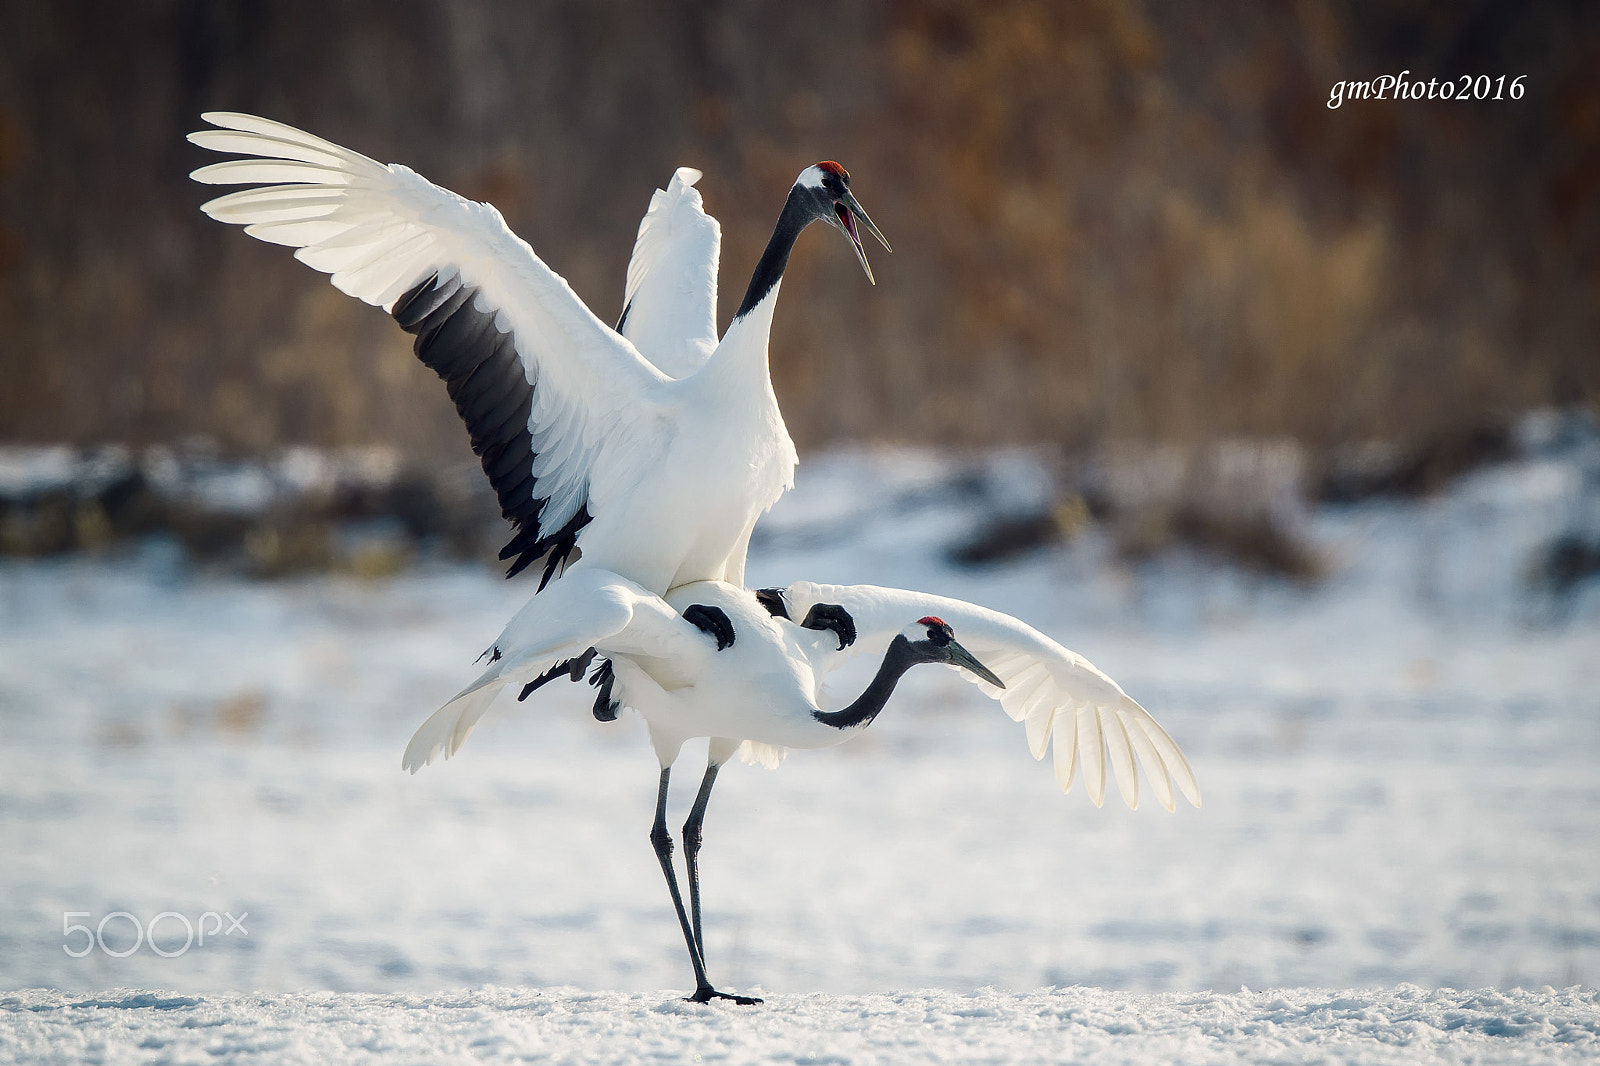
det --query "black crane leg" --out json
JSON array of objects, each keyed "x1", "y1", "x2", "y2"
[
  {"x1": 682, "y1": 761, "x2": 720, "y2": 963},
  {"x1": 650, "y1": 767, "x2": 759, "y2": 1005}
]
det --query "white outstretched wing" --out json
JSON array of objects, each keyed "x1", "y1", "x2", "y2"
[
  {"x1": 778, "y1": 582, "x2": 1201, "y2": 812},
  {"x1": 402, "y1": 569, "x2": 712, "y2": 771},
  {"x1": 617, "y1": 167, "x2": 721, "y2": 379},
  {"x1": 190, "y1": 112, "x2": 671, "y2": 584}
]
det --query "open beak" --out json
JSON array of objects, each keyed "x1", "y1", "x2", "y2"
[
  {"x1": 832, "y1": 189, "x2": 891, "y2": 285},
  {"x1": 944, "y1": 640, "x2": 1006, "y2": 689}
]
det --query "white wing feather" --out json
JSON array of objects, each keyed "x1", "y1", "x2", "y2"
[
  {"x1": 780, "y1": 582, "x2": 1201, "y2": 811},
  {"x1": 401, "y1": 569, "x2": 711, "y2": 772},
  {"x1": 191, "y1": 112, "x2": 670, "y2": 550},
  {"x1": 618, "y1": 167, "x2": 721, "y2": 379}
]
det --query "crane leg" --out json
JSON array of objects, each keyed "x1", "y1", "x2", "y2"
[
  {"x1": 682, "y1": 761, "x2": 720, "y2": 964},
  {"x1": 650, "y1": 767, "x2": 759, "y2": 1005}
]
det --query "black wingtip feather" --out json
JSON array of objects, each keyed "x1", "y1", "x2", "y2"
[
  {"x1": 392, "y1": 271, "x2": 456, "y2": 327},
  {"x1": 534, "y1": 508, "x2": 588, "y2": 589},
  {"x1": 393, "y1": 273, "x2": 592, "y2": 583}
]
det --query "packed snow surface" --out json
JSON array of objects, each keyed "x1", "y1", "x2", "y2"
[
  {"x1": 2, "y1": 437, "x2": 1598, "y2": 1062},
  {"x1": 5, "y1": 986, "x2": 1598, "y2": 1065}
]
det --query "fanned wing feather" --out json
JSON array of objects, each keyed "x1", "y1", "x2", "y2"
[
  {"x1": 1052, "y1": 709, "x2": 1080, "y2": 793},
  {"x1": 200, "y1": 186, "x2": 352, "y2": 222},
  {"x1": 1103, "y1": 711, "x2": 1138, "y2": 810},
  {"x1": 781, "y1": 582, "x2": 1201, "y2": 811},
  {"x1": 1076, "y1": 700, "x2": 1107, "y2": 806},
  {"x1": 1022, "y1": 693, "x2": 1055, "y2": 759},
  {"x1": 1121, "y1": 711, "x2": 1175, "y2": 812},
  {"x1": 191, "y1": 112, "x2": 671, "y2": 580},
  {"x1": 402, "y1": 672, "x2": 507, "y2": 775},
  {"x1": 617, "y1": 167, "x2": 721, "y2": 379},
  {"x1": 190, "y1": 159, "x2": 356, "y2": 186}
]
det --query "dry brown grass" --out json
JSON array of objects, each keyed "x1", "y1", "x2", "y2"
[{"x1": 1, "y1": 1, "x2": 1595, "y2": 466}]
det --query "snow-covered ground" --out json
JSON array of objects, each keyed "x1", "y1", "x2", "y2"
[
  {"x1": 2, "y1": 436, "x2": 1598, "y2": 1062},
  {"x1": 5, "y1": 985, "x2": 1598, "y2": 1064}
]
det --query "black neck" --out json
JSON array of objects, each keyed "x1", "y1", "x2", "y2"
[
  {"x1": 813, "y1": 636, "x2": 920, "y2": 731},
  {"x1": 734, "y1": 186, "x2": 815, "y2": 320}
]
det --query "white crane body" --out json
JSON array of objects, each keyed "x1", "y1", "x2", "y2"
[
  {"x1": 403, "y1": 571, "x2": 848, "y2": 773},
  {"x1": 402, "y1": 571, "x2": 1199, "y2": 816},
  {"x1": 187, "y1": 115, "x2": 882, "y2": 593}
]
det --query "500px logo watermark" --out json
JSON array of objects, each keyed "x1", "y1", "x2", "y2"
[
  {"x1": 63, "y1": 910, "x2": 248, "y2": 958},
  {"x1": 1329, "y1": 72, "x2": 1526, "y2": 108}
]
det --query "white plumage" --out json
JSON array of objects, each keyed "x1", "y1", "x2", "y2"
[
  {"x1": 403, "y1": 574, "x2": 1198, "y2": 813},
  {"x1": 190, "y1": 113, "x2": 884, "y2": 593},
  {"x1": 403, "y1": 572, "x2": 830, "y2": 775},
  {"x1": 617, "y1": 167, "x2": 721, "y2": 379}
]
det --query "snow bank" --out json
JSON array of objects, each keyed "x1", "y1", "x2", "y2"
[{"x1": 4, "y1": 985, "x2": 1598, "y2": 1065}]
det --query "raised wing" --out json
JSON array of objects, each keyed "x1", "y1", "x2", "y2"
[
  {"x1": 777, "y1": 582, "x2": 1201, "y2": 812},
  {"x1": 402, "y1": 569, "x2": 708, "y2": 771},
  {"x1": 616, "y1": 167, "x2": 721, "y2": 379},
  {"x1": 189, "y1": 112, "x2": 672, "y2": 584}
]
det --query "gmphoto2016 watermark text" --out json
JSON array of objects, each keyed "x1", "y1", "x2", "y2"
[{"x1": 1329, "y1": 72, "x2": 1526, "y2": 108}]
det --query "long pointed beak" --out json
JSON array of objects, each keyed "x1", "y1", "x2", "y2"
[
  {"x1": 944, "y1": 640, "x2": 1005, "y2": 689},
  {"x1": 833, "y1": 189, "x2": 890, "y2": 285},
  {"x1": 843, "y1": 189, "x2": 891, "y2": 253}
]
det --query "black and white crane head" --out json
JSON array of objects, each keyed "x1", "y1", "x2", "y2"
[
  {"x1": 796, "y1": 161, "x2": 891, "y2": 284},
  {"x1": 733, "y1": 160, "x2": 891, "y2": 318},
  {"x1": 895, "y1": 616, "x2": 1005, "y2": 686}
]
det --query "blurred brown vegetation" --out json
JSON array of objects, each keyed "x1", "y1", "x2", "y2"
[{"x1": 1, "y1": 0, "x2": 1596, "y2": 464}]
